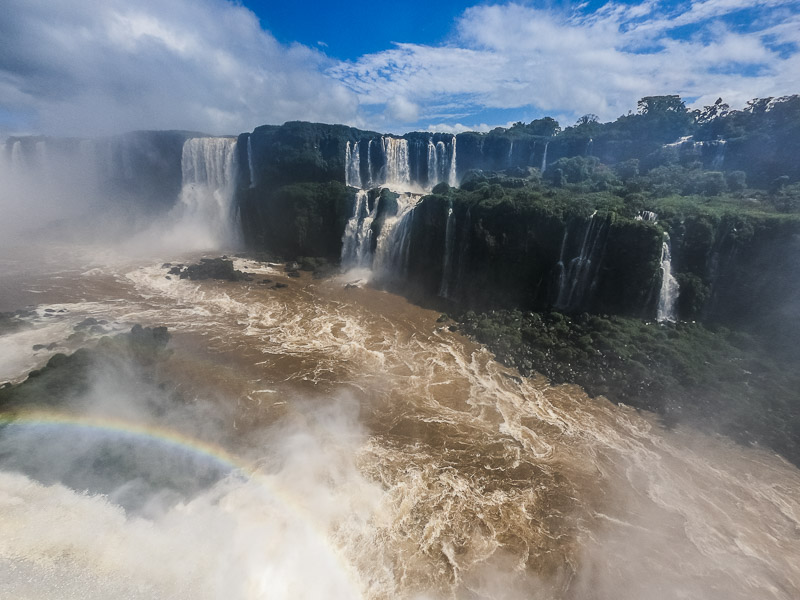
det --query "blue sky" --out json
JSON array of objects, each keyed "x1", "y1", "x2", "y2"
[{"x1": 1, "y1": 0, "x2": 798, "y2": 136}]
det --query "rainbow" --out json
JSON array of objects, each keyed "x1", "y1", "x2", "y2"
[
  {"x1": 0, "y1": 409, "x2": 367, "y2": 595},
  {"x1": 0, "y1": 409, "x2": 254, "y2": 476}
]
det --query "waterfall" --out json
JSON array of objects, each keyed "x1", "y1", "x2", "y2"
[
  {"x1": 381, "y1": 137, "x2": 410, "y2": 189},
  {"x1": 448, "y1": 135, "x2": 457, "y2": 187},
  {"x1": 427, "y1": 140, "x2": 437, "y2": 188},
  {"x1": 438, "y1": 203, "x2": 456, "y2": 298},
  {"x1": 247, "y1": 135, "x2": 256, "y2": 188},
  {"x1": 436, "y1": 141, "x2": 447, "y2": 184},
  {"x1": 711, "y1": 140, "x2": 726, "y2": 169},
  {"x1": 507, "y1": 140, "x2": 514, "y2": 168},
  {"x1": 366, "y1": 139, "x2": 373, "y2": 188},
  {"x1": 425, "y1": 136, "x2": 457, "y2": 190},
  {"x1": 173, "y1": 137, "x2": 240, "y2": 249},
  {"x1": 656, "y1": 234, "x2": 680, "y2": 323},
  {"x1": 636, "y1": 211, "x2": 658, "y2": 222},
  {"x1": 554, "y1": 213, "x2": 606, "y2": 311},
  {"x1": 345, "y1": 141, "x2": 362, "y2": 189},
  {"x1": 10, "y1": 141, "x2": 24, "y2": 170},
  {"x1": 541, "y1": 141, "x2": 549, "y2": 172},
  {"x1": 373, "y1": 194, "x2": 421, "y2": 278},
  {"x1": 340, "y1": 190, "x2": 378, "y2": 269}
]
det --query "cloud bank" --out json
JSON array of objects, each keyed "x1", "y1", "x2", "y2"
[
  {"x1": 0, "y1": 0, "x2": 359, "y2": 136},
  {"x1": 332, "y1": 0, "x2": 800, "y2": 127},
  {"x1": 1, "y1": 0, "x2": 799, "y2": 136}
]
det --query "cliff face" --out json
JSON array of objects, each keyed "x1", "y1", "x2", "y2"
[
  {"x1": 6, "y1": 103, "x2": 798, "y2": 333},
  {"x1": 229, "y1": 118, "x2": 800, "y2": 334},
  {"x1": 374, "y1": 192, "x2": 664, "y2": 316}
]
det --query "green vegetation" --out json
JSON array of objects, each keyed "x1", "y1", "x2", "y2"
[{"x1": 456, "y1": 310, "x2": 800, "y2": 465}]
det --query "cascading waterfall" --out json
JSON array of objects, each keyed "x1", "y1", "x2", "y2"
[
  {"x1": 171, "y1": 137, "x2": 240, "y2": 249},
  {"x1": 247, "y1": 135, "x2": 256, "y2": 188},
  {"x1": 507, "y1": 140, "x2": 514, "y2": 167},
  {"x1": 711, "y1": 140, "x2": 726, "y2": 169},
  {"x1": 341, "y1": 190, "x2": 378, "y2": 269},
  {"x1": 448, "y1": 135, "x2": 457, "y2": 187},
  {"x1": 427, "y1": 140, "x2": 438, "y2": 188},
  {"x1": 366, "y1": 139, "x2": 373, "y2": 188},
  {"x1": 425, "y1": 135, "x2": 457, "y2": 189},
  {"x1": 636, "y1": 210, "x2": 658, "y2": 222},
  {"x1": 381, "y1": 137, "x2": 410, "y2": 189},
  {"x1": 438, "y1": 203, "x2": 456, "y2": 298},
  {"x1": 555, "y1": 212, "x2": 607, "y2": 311},
  {"x1": 345, "y1": 141, "x2": 362, "y2": 189},
  {"x1": 656, "y1": 234, "x2": 680, "y2": 322},
  {"x1": 373, "y1": 194, "x2": 421, "y2": 279},
  {"x1": 541, "y1": 141, "x2": 549, "y2": 172},
  {"x1": 10, "y1": 141, "x2": 24, "y2": 169}
]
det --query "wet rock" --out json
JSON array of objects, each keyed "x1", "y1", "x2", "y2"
[
  {"x1": 287, "y1": 270, "x2": 301, "y2": 278},
  {"x1": 274, "y1": 282, "x2": 288, "y2": 289},
  {"x1": 260, "y1": 279, "x2": 273, "y2": 285},
  {"x1": 285, "y1": 262, "x2": 300, "y2": 272},
  {"x1": 74, "y1": 317, "x2": 99, "y2": 330},
  {"x1": 180, "y1": 258, "x2": 247, "y2": 282},
  {"x1": 32, "y1": 344, "x2": 46, "y2": 351}
]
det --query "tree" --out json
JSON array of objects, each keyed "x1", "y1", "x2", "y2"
[
  {"x1": 526, "y1": 117, "x2": 561, "y2": 137},
  {"x1": 637, "y1": 95, "x2": 687, "y2": 116},
  {"x1": 636, "y1": 95, "x2": 693, "y2": 142},
  {"x1": 695, "y1": 98, "x2": 730, "y2": 124}
]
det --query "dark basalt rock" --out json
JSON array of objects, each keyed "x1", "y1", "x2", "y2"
[
  {"x1": 174, "y1": 258, "x2": 247, "y2": 282},
  {"x1": 74, "y1": 318, "x2": 99, "y2": 330}
]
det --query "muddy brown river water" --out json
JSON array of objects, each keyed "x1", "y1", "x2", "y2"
[{"x1": 1, "y1": 246, "x2": 799, "y2": 599}]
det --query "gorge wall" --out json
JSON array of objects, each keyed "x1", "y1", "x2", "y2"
[{"x1": 4, "y1": 97, "x2": 799, "y2": 336}]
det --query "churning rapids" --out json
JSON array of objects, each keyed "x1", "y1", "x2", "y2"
[{"x1": 1, "y1": 244, "x2": 800, "y2": 600}]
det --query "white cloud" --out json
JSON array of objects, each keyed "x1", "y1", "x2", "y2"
[
  {"x1": 385, "y1": 96, "x2": 420, "y2": 122},
  {"x1": 331, "y1": 1, "x2": 800, "y2": 126},
  {"x1": 0, "y1": 0, "x2": 361, "y2": 136},
  {"x1": 2, "y1": 0, "x2": 798, "y2": 136},
  {"x1": 426, "y1": 122, "x2": 493, "y2": 134}
]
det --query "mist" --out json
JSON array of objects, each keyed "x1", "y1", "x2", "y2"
[{"x1": 0, "y1": 325, "x2": 390, "y2": 599}]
